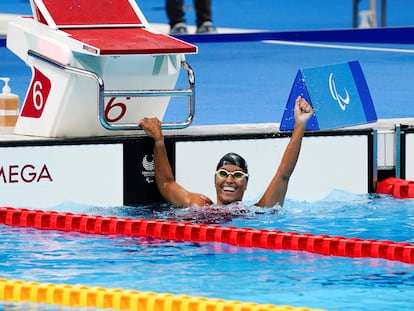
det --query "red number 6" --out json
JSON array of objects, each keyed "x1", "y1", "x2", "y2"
[{"x1": 105, "y1": 97, "x2": 127, "y2": 122}]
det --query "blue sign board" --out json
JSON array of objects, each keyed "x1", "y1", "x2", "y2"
[{"x1": 280, "y1": 61, "x2": 377, "y2": 131}]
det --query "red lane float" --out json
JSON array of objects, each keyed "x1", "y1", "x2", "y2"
[
  {"x1": 377, "y1": 177, "x2": 414, "y2": 199},
  {"x1": 0, "y1": 206, "x2": 413, "y2": 264}
]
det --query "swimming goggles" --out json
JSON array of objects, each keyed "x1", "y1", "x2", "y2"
[{"x1": 216, "y1": 169, "x2": 249, "y2": 180}]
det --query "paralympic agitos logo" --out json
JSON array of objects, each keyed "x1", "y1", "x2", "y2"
[
  {"x1": 329, "y1": 73, "x2": 350, "y2": 111},
  {"x1": 0, "y1": 164, "x2": 53, "y2": 183},
  {"x1": 141, "y1": 154, "x2": 155, "y2": 184}
]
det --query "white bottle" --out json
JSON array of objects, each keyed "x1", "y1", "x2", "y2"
[{"x1": 0, "y1": 77, "x2": 19, "y2": 132}]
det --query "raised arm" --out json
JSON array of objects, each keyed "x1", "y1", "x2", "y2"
[
  {"x1": 255, "y1": 96, "x2": 313, "y2": 207},
  {"x1": 139, "y1": 118, "x2": 213, "y2": 207}
]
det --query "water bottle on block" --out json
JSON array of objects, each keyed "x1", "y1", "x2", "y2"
[{"x1": 280, "y1": 61, "x2": 377, "y2": 131}]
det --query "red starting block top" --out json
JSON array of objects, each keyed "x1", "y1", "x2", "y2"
[
  {"x1": 30, "y1": 0, "x2": 197, "y2": 55},
  {"x1": 65, "y1": 28, "x2": 197, "y2": 55},
  {"x1": 32, "y1": 0, "x2": 146, "y2": 27}
]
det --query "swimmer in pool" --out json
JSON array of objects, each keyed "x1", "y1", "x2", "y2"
[{"x1": 139, "y1": 96, "x2": 313, "y2": 208}]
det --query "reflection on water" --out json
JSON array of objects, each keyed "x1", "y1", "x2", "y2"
[{"x1": 157, "y1": 202, "x2": 279, "y2": 224}]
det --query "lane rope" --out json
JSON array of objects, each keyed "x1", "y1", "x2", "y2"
[
  {"x1": 0, "y1": 206, "x2": 413, "y2": 263},
  {"x1": 0, "y1": 278, "x2": 324, "y2": 311}
]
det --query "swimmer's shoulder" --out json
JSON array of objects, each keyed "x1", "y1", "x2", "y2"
[{"x1": 188, "y1": 193, "x2": 214, "y2": 207}]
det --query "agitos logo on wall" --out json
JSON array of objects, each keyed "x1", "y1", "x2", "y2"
[{"x1": 0, "y1": 164, "x2": 53, "y2": 183}]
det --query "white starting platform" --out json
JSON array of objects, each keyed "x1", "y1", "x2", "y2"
[{"x1": 6, "y1": 0, "x2": 197, "y2": 137}]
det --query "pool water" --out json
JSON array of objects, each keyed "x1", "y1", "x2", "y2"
[{"x1": 1, "y1": 191, "x2": 414, "y2": 311}]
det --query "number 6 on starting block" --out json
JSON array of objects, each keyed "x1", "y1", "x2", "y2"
[{"x1": 280, "y1": 61, "x2": 377, "y2": 131}]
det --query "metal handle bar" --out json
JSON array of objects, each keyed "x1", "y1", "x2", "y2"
[{"x1": 28, "y1": 49, "x2": 195, "y2": 130}]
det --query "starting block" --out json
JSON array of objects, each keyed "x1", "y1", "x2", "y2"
[
  {"x1": 280, "y1": 61, "x2": 377, "y2": 131},
  {"x1": 7, "y1": 0, "x2": 197, "y2": 137}
]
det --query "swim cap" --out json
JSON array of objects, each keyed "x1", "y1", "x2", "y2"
[{"x1": 216, "y1": 152, "x2": 248, "y2": 173}]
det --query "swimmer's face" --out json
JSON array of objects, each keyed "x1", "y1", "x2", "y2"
[{"x1": 214, "y1": 165, "x2": 248, "y2": 205}]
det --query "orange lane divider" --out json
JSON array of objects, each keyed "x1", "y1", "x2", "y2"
[
  {"x1": 0, "y1": 278, "x2": 324, "y2": 311},
  {"x1": 0, "y1": 206, "x2": 413, "y2": 263}
]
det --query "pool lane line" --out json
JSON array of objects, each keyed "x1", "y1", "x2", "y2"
[
  {"x1": 172, "y1": 27, "x2": 414, "y2": 45},
  {"x1": 262, "y1": 40, "x2": 414, "y2": 53},
  {"x1": 3, "y1": 26, "x2": 414, "y2": 48},
  {"x1": 0, "y1": 278, "x2": 325, "y2": 311},
  {"x1": 0, "y1": 206, "x2": 413, "y2": 264}
]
